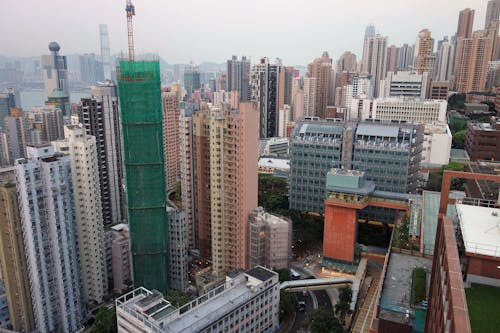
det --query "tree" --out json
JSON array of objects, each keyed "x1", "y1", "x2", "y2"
[
  {"x1": 480, "y1": 101, "x2": 495, "y2": 112},
  {"x1": 91, "y1": 306, "x2": 117, "y2": 333},
  {"x1": 279, "y1": 291, "x2": 298, "y2": 321},
  {"x1": 447, "y1": 93, "x2": 466, "y2": 110},
  {"x1": 165, "y1": 289, "x2": 191, "y2": 307},
  {"x1": 426, "y1": 162, "x2": 465, "y2": 192},
  {"x1": 335, "y1": 287, "x2": 353, "y2": 325},
  {"x1": 302, "y1": 308, "x2": 344, "y2": 333},
  {"x1": 452, "y1": 129, "x2": 466, "y2": 149},
  {"x1": 274, "y1": 268, "x2": 291, "y2": 282}
]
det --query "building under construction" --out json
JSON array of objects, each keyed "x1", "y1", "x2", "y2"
[{"x1": 117, "y1": 60, "x2": 169, "y2": 293}]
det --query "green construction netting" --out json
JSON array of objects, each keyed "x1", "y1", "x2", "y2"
[{"x1": 118, "y1": 60, "x2": 169, "y2": 293}]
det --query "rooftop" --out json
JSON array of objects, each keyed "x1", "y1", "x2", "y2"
[
  {"x1": 456, "y1": 204, "x2": 500, "y2": 257},
  {"x1": 258, "y1": 158, "x2": 290, "y2": 171},
  {"x1": 379, "y1": 253, "x2": 432, "y2": 324}
]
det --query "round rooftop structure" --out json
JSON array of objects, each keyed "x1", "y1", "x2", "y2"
[{"x1": 48, "y1": 42, "x2": 60, "y2": 52}]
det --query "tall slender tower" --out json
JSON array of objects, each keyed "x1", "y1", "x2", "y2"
[
  {"x1": 162, "y1": 90, "x2": 181, "y2": 192},
  {"x1": 414, "y1": 29, "x2": 436, "y2": 77},
  {"x1": 485, "y1": 0, "x2": 500, "y2": 29},
  {"x1": 52, "y1": 126, "x2": 108, "y2": 306},
  {"x1": 0, "y1": 169, "x2": 35, "y2": 332},
  {"x1": 307, "y1": 52, "x2": 332, "y2": 118},
  {"x1": 227, "y1": 56, "x2": 251, "y2": 102},
  {"x1": 362, "y1": 34, "x2": 388, "y2": 97},
  {"x1": 99, "y1": 24, "x2": 112, "y2": 80},
  {"x1": 15, "y1": 145, "x2": 84, "y2": 333}
]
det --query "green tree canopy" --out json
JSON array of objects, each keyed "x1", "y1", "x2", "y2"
[
  {"x1": 335, "y1": 287, "x2": 353, "y2": 324},
  {"x1": 302, "y1": 308, "x2": 344, "y2": 333},
  {"x1": 452, "y1": 129, "x2": 466, "y2": 149},
  {"x1": 91, "y1": 307, "x2": 117, "y2": 333}
]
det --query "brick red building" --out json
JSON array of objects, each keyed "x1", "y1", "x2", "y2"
[{"x1": 465, "y1": 117, "x2": 500, "y2": 161}]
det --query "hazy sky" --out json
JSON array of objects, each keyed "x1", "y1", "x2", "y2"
[{"x1": 0, "y1": 0, "x2": 491, "y2": 65}]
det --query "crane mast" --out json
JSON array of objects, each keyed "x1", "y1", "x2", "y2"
[{"x1": 126, "y1": 0, "x2": 135, "y2": 61}]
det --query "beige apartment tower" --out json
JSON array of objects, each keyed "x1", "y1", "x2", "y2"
[
  {"x1": 162, "y1": 90, "x2": 181, "y2": 192},
  {"x1": 414, "y1": 29, "x2": 435, "y2": 77},
  {"x1": 0, "y1": 169, "x2": 35, "y2": 332},
  {"x1": 192, "y1": 103, "x2": 259, "y2": 276},
  {"x1": 307, "y1": 52, "x2": 332, "y2": 118}
]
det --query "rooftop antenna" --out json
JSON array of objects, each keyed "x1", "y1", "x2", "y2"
[{"x1": 125, "y1": 0, "x2": 136, "y2": 61}]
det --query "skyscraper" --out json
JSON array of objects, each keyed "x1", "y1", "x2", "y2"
[
  {"x1": 192, "y1": 103, "x2": 258, "y2": 276},
  {"x1": 0, "y1": 88, "x2": 19, "y2": 124},
  {"x1": 227, "y1": 55, "x2": 251, "y2": 102},
  {"x1": 386, "y1": 45, "x2": 399, "y2": 73},
  {"x1": 336, "y1": 51, "x2": 358, "y2": 73},
  {"x1": 53, "y1": 125, "x2": 107, "y2": 306},
  {"x1": 0, "y1": 169, "x2": 35, "y2": 332},
  {"x1": 15, "y1": 145, "x2": 84, "y2": 333},
  {"x1": 78, "y1": 81, "x2": 124, "y2": 227},
  {"x1": 303, "y1": 77, "x2": 317, "y2": 117},
  {"x1": 307, "y1": 52, "x2": 333, "y2": 118},
  {"x1": 184, "y1": 63, "x2": 201, "y2": 99},
  {"x1": 397, "y1": 44, "x2": 415, "y2": 70},
  {"x1": 79, "y1": 53, "x2": 104, "y2": 83},
  {"x1": 414, "y1": 29, "x2": 435, "y2": 77},
  {"x1": 162, "y1": 90, "x2": 180, "y2": 192},
  {"x1": 4, "y1": 108, "x2": 27, "y2": 161},
  {"x1": 279, "y1": 66, "x2": 295, "y2": 109},
  {"x1": 99, "y1": 24, "x2": 112, "y2": 80},
  {"x1": 251, "y1": 57, "x2": 280, "y2": 138},
  {"x1": 41, "y1": 42, "x2": 69, "y2": 98},
  {"x1": 362, "y1": 34, "x2": 388, "y2": 97},
  {"x1": 25, "y1": 106, "x2": 64, "y2": 144},
  {"x1": 435, "y1": 36, "x2": 455, "y2": 81},
  {"x1": 485, "y1": 0, "x2": 500, "y2": 29},
  {"x1": 118, "y1": 60, "x2": 169, "y2": 292},
  {"x1": 456, "y1": 8, "x2": 475, "y2": 39}
]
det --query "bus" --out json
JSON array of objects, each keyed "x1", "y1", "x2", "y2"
[{"x1": 290, "y1": 269, "x2": 301, "y2": 280}]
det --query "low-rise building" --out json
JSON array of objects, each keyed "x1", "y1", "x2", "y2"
[
  {"x1": 465, "y1": 117, "x2": 500, "y2": 161},
  {"x1": 422, "y1": 123, "x2": 452, "y2": 167},
  {"x1": 116, "y1": 266, "x2": 280, "y2": 333}
]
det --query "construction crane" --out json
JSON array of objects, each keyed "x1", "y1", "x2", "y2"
[{"x1": 125, "y1": 0, "x2": 136, "y2": 61}]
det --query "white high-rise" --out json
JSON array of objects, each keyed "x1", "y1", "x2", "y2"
[
  {"x1": 15, "y1": 145, "x2": 84, "y2": 333},
  {"x1": 52, "y1": 125, "x2": 108, "y2": 305},
  {"x1": 361, "y1": 33, "x2": 388, "y2": 97},
  {"x1": 303, "y1": 77, "x2": 317, "y2": 117}
]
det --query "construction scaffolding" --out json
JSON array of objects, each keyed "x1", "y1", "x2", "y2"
[{"x1": 118, "y1": 60, "x2": 169, "y2": 293}]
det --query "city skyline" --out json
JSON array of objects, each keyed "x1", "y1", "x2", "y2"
[{"x1": 1, "y1": 0, "x2": 490, "y2": 65}]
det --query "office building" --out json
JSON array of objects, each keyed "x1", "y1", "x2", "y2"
[
  {"x1": 52, "y1": 125, "x2": 107, "y2": 306},
  {"x1": 116, "y1": 266, "x2": 280, "y2": 333},
  {"x1": 118, "y1": 60, "x2": 169, "y2": 293},
  {"x1": 100, "y1": 24, "x2": 112, "y2": 80},
  {"x1": 251, "y1": 57, "x2": 280, "y2": 138},
  {"x1": 184, "y1": 63, "x2": 201, "y2": 99},
  {"x1": 307, "y1": 52, "x2": 333, "y2": 118},
  {"x1": 259, "y1": 137, "x2": 289, "y2": 157},
  {"x1": 485, "y1": 0, "x2": 500, "y2": 29},
  {"x1": 429, "y1": 81, "x2": 450, "y2": 100},
  {"x1": 414, "y1": 29, "x2": 435, "y2": 77},
  {"x1": 370, "y1": 98, "x2": 447, "y2": 123},
  {"x1": 192, "y1": 103, "x2": 258, "y2": 275},
  {"x1": 0, "y1": 169, "x2": 35, "y2": 332},
  {"x1": 79, "y1": 53, "x2": 104, "y2": 83},
  {"x1": 227, "y1": 55, "x2": 251, "y2": 102},
  {"x1": 380, "y1": 71, "x2": 428, "y2": 99},
  {"x1": 111, "y1": 224, "x2": 132, "y2": 293},
  {"x1": 162, "y1": 90, "x2": 181, "y2": 192},
  {"x1": 15, "y1": 145, "x2": 84, "y2": 333},
  {"x1": 289, "y1": 120, "x2": 423, "y2": 213},
  {"x1": 78, "y1": 81, "x2": 124, "y2": 227},
  {"x1": 362, "y1": 34, "x2": 388, "y2": 97},
  {"x1": 248, "y1": 207, "x2": 292, "y2": 269},
  {"x1": 41, "y1": 42, "x2": 69, "y2": 107},
  {"x1": 465, "y1": 117, "x2": 500, "y2": 161}
]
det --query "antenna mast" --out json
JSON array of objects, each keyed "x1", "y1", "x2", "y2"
[{"x1": 125, "y1": 0, "x2": 136, "y2": 61}]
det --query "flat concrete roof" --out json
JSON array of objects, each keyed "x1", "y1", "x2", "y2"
[
  {"x1": 379, "y1": 253, "x2": 432, "y2": 324},
  {"x1": 456, "y1": 204, "x2": 500, "y2": 257}
]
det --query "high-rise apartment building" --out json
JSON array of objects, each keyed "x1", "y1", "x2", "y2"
[
  {"x1": 251, "y1": 58, "x2": 280, "y2": 138},
  {"x1": 116, "y1": 267, "x2": 280, "y2": 333},
  {"x1": 386, "y1": 45, "x2": 399, "y2": 73},
  {"x1": 457, "y1": 8, "x2": 475, "y2": 39},
  {"x1": 336, "y1": 51, "x2": 358, "y2": 73},
  {"x1": 289, "y1": 120, "x2": 423, "y2": 213},
  {"x1": 111, "y1": 224, "x2": 132, "y2": 293},
  {"x1": 485, "y1": 0, "x2": 500, "y2": 29},
  {"x1": 248, "y1": 207, "x2": 292, "y2": 269},
  {"x1": 15, "y1": 145, "x2": 84, "y2": 333},
  {"x1": 307, "y1": 52, "x2": 333, "y2": 118},
  {"x1": 25, "y1": 106, "x2": 64, "y2": 144},
  {"x1": 0, "y1": 88, "x2": 19, "y2": 124},
  {"x1": 192, "y1": 103, "x2": 258, "y2": 276},
  {"x1": 0, "y1": 130, "x2": 8, "y2": 166},
  {"x1": 4, "y1": 108, "x2": 27, "y2": 161},
  {"x1": 166, "y1": 202, "x2": 189, "y2": 291},
  {"x1": 99, "y1": 24, "x2": 112, "y2": 80},
  {"x1": 362, "y1": 34, "x2": 388, "y2": 97},
  {"x1": 227, "y1": 55, "x2": 251, "y2": 102},
  {"x1": 414, "y1": 29, "x2": 435, "y2": 77},
  {"x1": 118, "y1": 60, "x2": 169, "y2": 293},
  {"x1": 52, "y1": 125, "x2": 108, "y2": 306},
  {"x1": 0, "y1": 169, "x2": 35, "y2": 332},
  {"x1": 279, "y1": 66, "x2": 295, "y2": 109},
  {"x1": 162, "y1": 90, "x2": 181, "y2": 192},
  {"x1": 78, "y1": 81, "x2": 124, "y2": 227},
  {"x1": 397, "y1": 44, "x2": 414, "y2": 70},
  {"x1": 303, "y1": 77, "x2": 317, "y2": 117},
  {"x1": 435, "y1": 36, "x2": 455, "y2": 81},
  {"x1": 454, "y1": 23, "x2": 499, "y2": 92},
  {"x1": 41, "y1": 42, "x2": 69, "y2": 101}
]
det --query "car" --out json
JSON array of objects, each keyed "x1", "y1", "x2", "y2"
[{"x1": 298, "y1": 301, "x2": 306, "y2": 312}]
